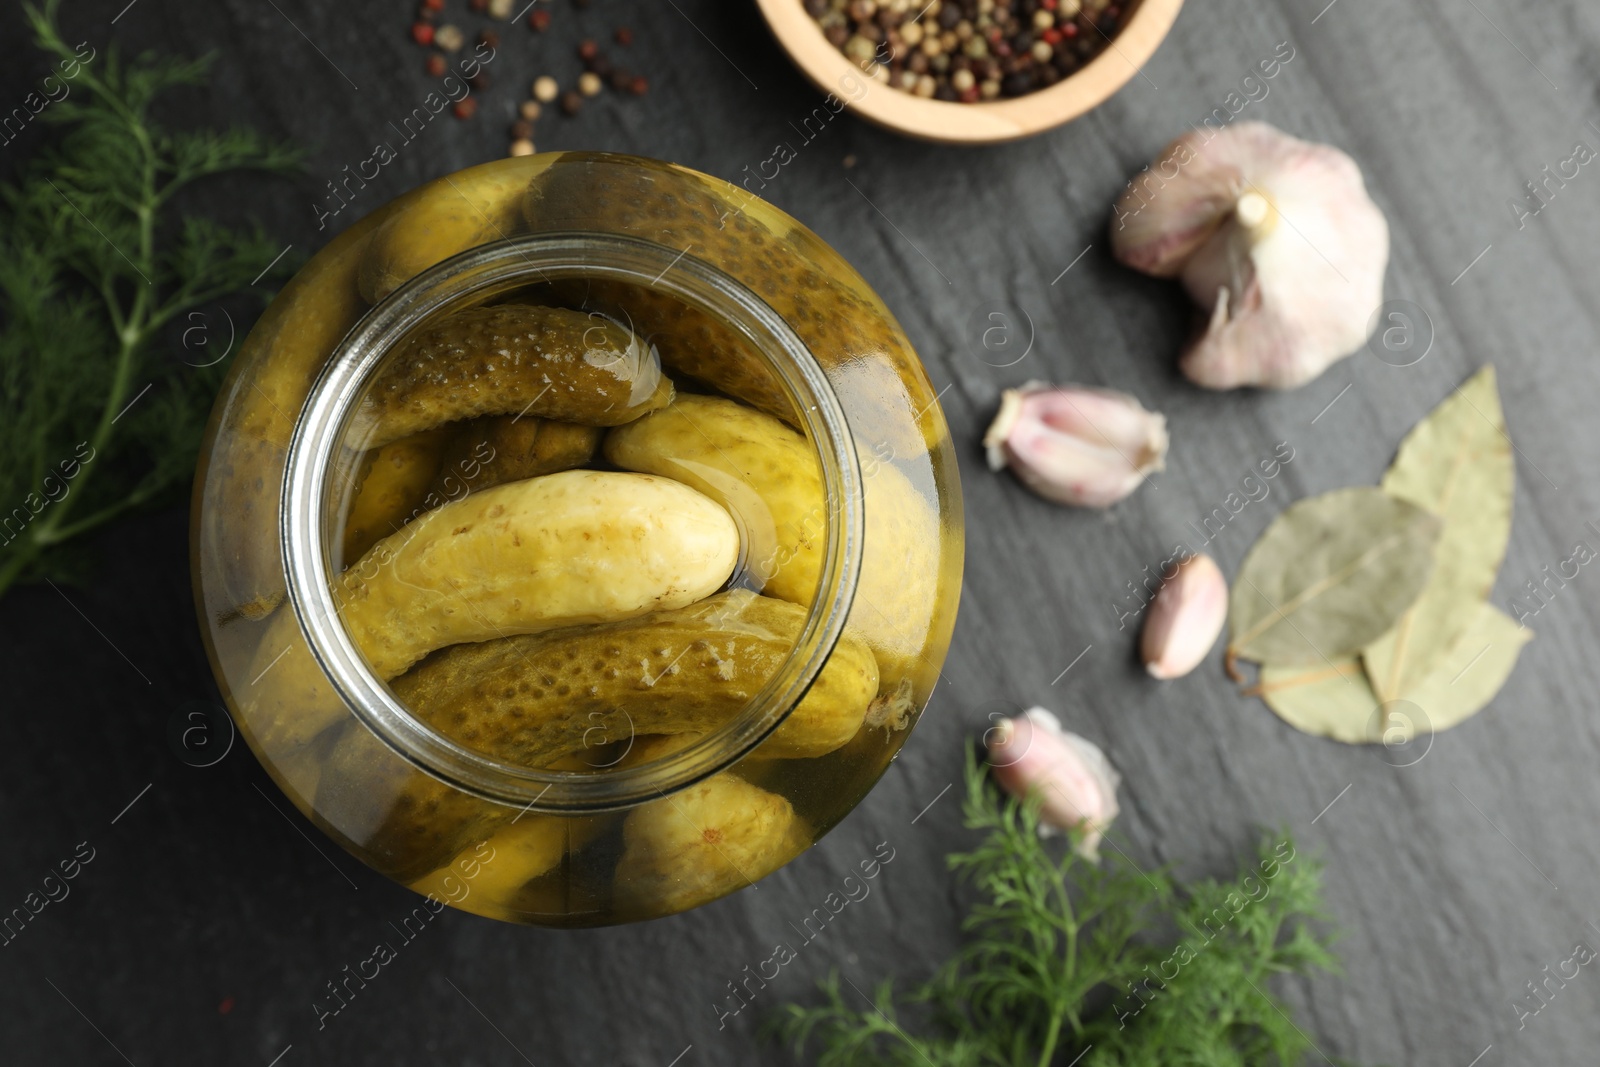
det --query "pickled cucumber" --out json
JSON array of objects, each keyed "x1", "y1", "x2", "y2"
[
  {"x1": 520, "y1": 152, "x2": 945, "y2": 454},
  {"x1": 200, "y1": 219, "x2": 381, "y2": 620},
  {"x1": 341, "y1": 428, "x2": 453, "y2": 562},
  {"x1": 314, "y1": 722, "x2": 509, "y2": 883},
  {"x1": 408, "y1": 813, "x2": 604, "y2": 913},
  {"x1": 604, "y1": 392, "x2": 943, "y2": 685},
  {"x1": 427, "y1": 414, "x2": 600, "y2": 501},
  {"x1": 357, "y1": 158, "x2": 545, "y2": 304},
  {"x1": 393, "y1": 589, "x2": 879, "y2": 764},
  {"x1": 350, "y1": 304, "x2": 672, "y2": 448},
  {"x1": 244, "y1": 469, "x2": 740, "y2": 755},
  {"x1": 615, "y1": 770, "x2": 809, "y2": 916},
  {"x1": 605, "y1": 394, "x2": 824, "y2": 604}
]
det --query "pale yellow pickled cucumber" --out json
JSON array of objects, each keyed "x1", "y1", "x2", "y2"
[
  {"x1": 605, "y1": 393, "x2": 942, "y2": 684},
  {"x1": 615, "y1": 770, "x2": 810, "y2": 916},
  {"x1": 242, "y1": 469, "x2": 740, "y2": 755},
  {"x1": 393, "y1": 589, "x2": 879, "y2": 764},
  {"x1": 351, "y1": 304, "x2": 672, "y2": 447},
  {"x1": 357, "y1": 158, "x2": 546, "y2": 304},
  {"x1": 605, "y1": 394, "x2": 825, "y2": 604},
  {"x1": 341, "y1": 428, "x2": 454, "y2": 562},
  {"x1": 427, "y1": 415, "x2": 600, "y2": 501},
  {"x1": 409, "y1": 814, "x2": 604, "y2": 908}
]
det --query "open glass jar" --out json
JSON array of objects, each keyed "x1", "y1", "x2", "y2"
[{"x1": 192, "y1": 153, "x2": 962, "y2": 925}]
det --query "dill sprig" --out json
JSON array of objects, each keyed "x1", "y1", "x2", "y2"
[
  {"x1": 0, "y1": 0, "x2": 300, "y2": 599},
  {"x1": 775, "y1": 751, "x2": 1354, "y2": 1067}
]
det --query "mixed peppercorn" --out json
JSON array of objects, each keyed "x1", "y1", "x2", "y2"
[
  {"x1": 407, "y1": 0, "x2": 649, "y2": 156},
  {"x1": 805, "y1": 0, "x2": 1127, "y2": 102}
]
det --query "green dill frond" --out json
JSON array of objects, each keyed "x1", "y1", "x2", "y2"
[
  {"x1": 0, "y1": 0, "x2": 299, "y2": 597},
  {"x1": 775, "y1": 754, "x2": 1354, "y2": 1067}
]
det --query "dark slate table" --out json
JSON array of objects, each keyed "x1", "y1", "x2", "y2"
[{"x1": 3, "y1": 0, "x2": 1597, "y2": 1063}]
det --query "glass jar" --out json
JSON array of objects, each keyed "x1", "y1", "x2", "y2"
[{"x1": 192, "y1": 152, "x2": 963, "y2": 925}]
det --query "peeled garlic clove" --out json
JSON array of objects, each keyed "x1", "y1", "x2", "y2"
[
  {"x1": 1111, "y1": 121, "x2": 1389, "y2": 390},
  {"x1": 1141, "y1": 553, "x2": 1228, "y2": 679},
  {"x1": 983, "y1": 382, "x2": 1168, "y2": 508},
  {"x1": 986, "y1": 707, "x2": 1121, "y2": 860}
]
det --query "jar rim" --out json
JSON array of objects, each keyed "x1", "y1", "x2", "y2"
[{"x1": 280, "y1": 232, "x2": 864, "y2": 813}]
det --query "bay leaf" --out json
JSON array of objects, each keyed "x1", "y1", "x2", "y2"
[
  {"x1": 1228, "y1": 487, "x2": 1441, "y2": 666},
  {"x1": 1363, "y1": 366, "x2": 1514, "y2": 701},
  {"x1": 1260, "y1": 602, "x2": 1531, "y2": 743}
]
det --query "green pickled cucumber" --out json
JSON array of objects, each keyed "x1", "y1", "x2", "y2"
[
  {"x1": 341, "y1": 428, "x2": 454, "y2": 562},
  {"x1": 520, "y1": 152, "x2": 944, "y2": 452},
  {"x1": 314, "y1": 722, "x2": 511, "y2": 883},
  {"x1": 350, "y1": 304, "x2": 672, "y2": 447},
  {"x1": 427, "y1": 414, "x2": 600, "y2": 501},
  {"x1": 392, "y1": 589, "x2": 880, "y2": 763}
]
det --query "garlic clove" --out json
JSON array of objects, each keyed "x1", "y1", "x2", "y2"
[
  {"x1": 983, "y1": 381, "x2": 1168, "y2": 508},
  {"x1": 1141, "y1": 553, "x2": 1229, "y2": 679},
  {"x1": 986, "y1": 707, "x2": 1121, "y2": 860},
  {"x1": 1111, "y1": 122, "x2": 1389, "y2": 391}
]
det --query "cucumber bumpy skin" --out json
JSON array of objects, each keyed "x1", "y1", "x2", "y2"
[
  {"x1": 242, "y1": 469, "x2": 741, "y2": 758},
  {"x1": 350, "y1": 304, "x2": 673, "y2": 448},
  {"x1": 427, "y1": 414, "x2": 600, "y2": 502},
  {"x1": 393, "y1": 589, "x2": 880, "y2": 765}
]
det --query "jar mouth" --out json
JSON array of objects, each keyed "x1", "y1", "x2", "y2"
[{"x1": 281, "y1": 233, "x2": 863, "y2": 813}]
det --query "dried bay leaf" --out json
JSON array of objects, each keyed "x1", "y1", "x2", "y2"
[
  {"x1": 1259, "y1": 603, "x2": 1531, "y2": 743},
  {"x1": 1363, "y1": 366, "x2": 1514, "y2": 701},
  {"x1": 1228, "y1": 487, "x2": 1442, "y2": 666}
]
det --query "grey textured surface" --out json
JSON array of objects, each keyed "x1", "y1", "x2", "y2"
[{"x1": 1, "y1": 0, "x2": 1598, "y2": 1064}]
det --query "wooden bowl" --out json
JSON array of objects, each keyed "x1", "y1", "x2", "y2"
[{"x1": 754, "y1": 0, "x2": 1184, "y2": 145}]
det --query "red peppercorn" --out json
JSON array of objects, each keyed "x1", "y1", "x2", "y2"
[
  {"x1": 1061, "y1": 22, "x2": 1078, "y2": 38},
  {"x1": 959, "y1": 85, "x2": 981, "y2": 103},
  {"x1": 422, "y1": 0, "x2": 444, "y2": 8},
  {"x1": 410, "y1": 21, "x2": 435, "y2": 45},
  {"x1": 529, "y1": 8, "x2": 551, "y2": 31},
  {"x1": 1042, "y1": 27, "x2": 1061, "y2": 44},
  {"x1": 614, "y1": 26, "x2": 633, "y2": 46},
  {"x1": 628, "y1": 74, "x2": 648, "y2": 96},
  {"x1": 578, "y1": 39, "x2": 598, "y2": 60},
  {"x1": 469, "y1": 0, "x2": 487, "y2": 11},
  {"x1": 425, "y1": 53, "x2": 447, "y2": 76},
  {"x1": 452, "y1": 98, "x2": 478, "y2": 120}
]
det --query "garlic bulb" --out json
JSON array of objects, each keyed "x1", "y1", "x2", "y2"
[
  {"x1": 986, "y1": 707, "x2": 1121, "y2": 860},
  {"x1": 984, "y1": 382, "x2": 1168, "y2": 507},
  {"x1": 1111, "y1": 121, "x2": 1389, "y2": 390}
]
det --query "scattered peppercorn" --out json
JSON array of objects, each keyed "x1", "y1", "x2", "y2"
[
  {"x1": 452, "y1": 97, "x2": 478, "y2": 120},
  {"x1": 434, "y1": 23, "x2": 466, "y2": 52},
  {"x1": 529, "y1": 8, "x2": 552, "y2": 31},
  {"x1": 614, "y1": 26, "x2": 633, "y2": 46},
  {"x1": 509, "y1": 138, "x2": 536, "y2": 156},
  {"x1": 627, "y1": 75, "x2": 648, "y2": 96},
  {"x1": 578, "y1": 71, "x2": 603, "y2": 96},
  {"x1": 533, "y1": 75, "x2": 560, "y2": 102},
  {"x1": 478, "y1": 29, "x2": 500, "y2": 49},
  {"x1": 487, "y1": 0, "x2": 513, "y2": 17},
  {"x1": 468, "y1": 71, "x2": 490, "y2": 91},
  {"x1": 410, "y1": 21, "x2": 435, "y2": 45},
  {"x1": 422, "y1": 0, "x2": 444, "y2": 9},
  {"x1": 425, "y1": 53, "x2": 447, "y2": 77},
  {"x1": 559, "y1": 89, "x2": 584, "y2": 115},
  {"x1": 519, "y1": 99, "x2": 542, "y2": 121},
  {"x1": 577, "y1": 39, "x2": 599, "y2": 61},
  {"x1": 469, "y1": 0, "x2": 487, "y2": 11},
  {"x1": 803, "y1": 0, "x2": 1128, "y2": 103},
  {"x1": 510, "y1": 119, "x2": 534, "y2": 140}
]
